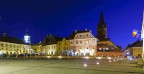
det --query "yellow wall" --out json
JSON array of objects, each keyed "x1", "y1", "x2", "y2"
[
  {"x1": 132, "y1": 47, "x2": 142, "y2": 57},
  {"x1": 31, "y1": 45, "x2": 42, "y2": 53},
  {"x1": 0, "y1": 41, "x2": 31, "y2": 55},
  {"x1": 57, "y1": 38, "x2": 70, "y2": 54}
]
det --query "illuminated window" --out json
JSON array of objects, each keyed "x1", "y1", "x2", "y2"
[
  {"x1": 99, "y1": 48, "x2": 101, "y2": 50},
  {"x1": 106, "y1": 48, "x2": 108, "y2": 50},
  {"x1": 87, "y1": 40, "x2": 88, "y2": 43}
]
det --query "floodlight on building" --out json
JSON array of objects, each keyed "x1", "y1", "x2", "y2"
[
  {"x1": 58, "y1": 55, "x2": 62, "y2": 59},
  {"x1": 47, "y1": 56, "x2": 51, "y2": 58},
  {"x1": 96, "y1": 57, "x2": 102, "y2": 59},
  {"x1": 85, "y1": 56, "x2": 89, "y2": 59},
  {"x1": 107, "y1": 57, "x2": 111, "y2": 60}
]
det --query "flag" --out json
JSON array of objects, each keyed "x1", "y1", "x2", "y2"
[{"x1": 132, "y1": 29, "x2": 138, "y2": 37}]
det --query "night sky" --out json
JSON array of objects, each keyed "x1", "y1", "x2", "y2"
[{"x1": 0, "y1": 0, "x2": 143, "y2": 49}]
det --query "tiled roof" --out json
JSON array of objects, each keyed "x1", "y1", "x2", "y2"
[
  {"x1": 66, "y1": 30, "x2": 90, "y2": 40},
  {"x1": 0, "y1": 36, "x2": 25, "y2": 44},
  {"x1": 42, "y1": 34, "x2": 63, "y2": 46},
  {"x1": 126, "y1": 40, "x2": 143, "y2": 48}
]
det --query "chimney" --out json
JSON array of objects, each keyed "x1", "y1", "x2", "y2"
[
  {"x1": 89, "y1": 30, "x2": 92, "y2": 33},
  {"x1": 85, "y1": 28, "x2": 87, "y2": 31},
  {"x1": 75, "y1": 30, "x2": 77, "y2": 33},
  {"x1": 3, "y1": 32, "x2": 6, "y2": 37}
]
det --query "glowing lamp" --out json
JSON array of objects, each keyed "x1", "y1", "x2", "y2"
[
  {"x1": 96, "y1": 62, "x2": 100, "y2": 65},
  {"x1": 47, "y1": 56, "x2": 51, "y2": 58},
  {"x1": 84, "y1": 64, "x2": 87, "y2": 67}
]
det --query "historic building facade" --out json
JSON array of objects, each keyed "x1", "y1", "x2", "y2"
[
  {"x1": 0, "y1": 33, "x2": 31, "y2": 55},
  {"x1": 67, "y1": 30, "x2": 97, "y2": 56},
  {"x1": 126, "y1": 40, "x2": 143, "y2": 58},
  {"x1": 57, "y1": 38, "x2": 70, "y2": 55},
  {"x1": 96, "y1": 11, "x2": 124, "y2": 57},
  {"x1": 41, "y1": 34, "x2": 62, "y2": 55}
]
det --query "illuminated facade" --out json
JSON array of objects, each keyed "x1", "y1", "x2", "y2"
[
  {"x1": 96, "y1": 11, "x2": 124, "y2": 57},
  {"x1": 41, "y1": 34, "x2": 62, "y2": 55},
  {"x1": 126, "y1": 40, "x2": 143, "y2": 58},
  {"x1": 57, "y1": 38, "x2": 70, "y2": 55},
  {"x1": 67, "y1": 29, "x2": 97, "y2": 56},
  {"x1": 0, "y1": 33, "x2": 31, "y2": 55}
]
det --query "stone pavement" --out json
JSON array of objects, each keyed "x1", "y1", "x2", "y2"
[{"x1": 0, "y1": 58, "x2": 143, "y2": 74}]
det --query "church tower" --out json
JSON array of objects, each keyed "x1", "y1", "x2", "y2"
[
  {"x1": 96, "y1": 11, "x2": 107, "y2": 40},
  {"x1": 24, "y1": 31, "x2": 31, "y2": 44}
]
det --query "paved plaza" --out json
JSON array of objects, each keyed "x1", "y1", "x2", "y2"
[{"x1": 0, "y1": 57, "x2": 143, "y2": 74}]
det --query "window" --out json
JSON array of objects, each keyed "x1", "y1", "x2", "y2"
[
  {"x1": 76, "y1": 41, "x2": 78, "y2": 44},
  {"x1": 79, "y1": 35, "x2": 82, "y2": 38},
  {"x1": 86, "y1": 34, "x2": 89, "y2": 37},
  {"x1": 93, "y1": 40, "x2": 95, "y2": 43},
  {"x1": 99, "y1": 48, "x2": 101, "y2": 50},
  {"x1": 80, "y1": 41, "x2": 82, "y2": 44},
  {"x1": 106, "y1": 48, "x2": 109, "y2": 50},
  {"x1": 138, "y1": 49, "x2": 141, "y2": 52}
]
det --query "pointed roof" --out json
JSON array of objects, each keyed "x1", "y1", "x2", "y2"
[
  {"x1": 126, "y1": 40, "x2": 143, "y2": 48},
  {"x1": 98, "y1": 10, "x2": 106, "y2": 27},
  {"x1": 42, "y1": 34, "x2": 63, "y2": 46}
]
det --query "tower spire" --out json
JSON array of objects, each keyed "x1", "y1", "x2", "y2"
[{"x1": 99, "y1": 10, "x2": 105, "y2": 25}]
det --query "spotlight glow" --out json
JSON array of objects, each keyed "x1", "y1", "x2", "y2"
[
  {"x1": 107, "y1": 57, "x2": 111, "y2": 59},
  {"x1": 46, "y1": 56, "x2": 51, "y2": 58},
  {"x1": 84, "y1": 64, "x2": 87, "y2": 67},
  {"x1": 96, "y1": 62, "x2": 100, "y2": 65},
  {"x1": 58, "y1": 55, "x2": 62, "y2": 59},
  {"x1": 85, "y1": 56, "x2": 89, "y2": 59},
  {"x1": 96, "y1": 57, "x2": 102, "y2": 59},
  {"x1": 113, "y1": 60, "x2": 116, "y2": 62}
]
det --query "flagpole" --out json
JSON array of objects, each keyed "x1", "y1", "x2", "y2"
[{"x1": 142, "y1": 10, "x2": 144, "y2": 60}]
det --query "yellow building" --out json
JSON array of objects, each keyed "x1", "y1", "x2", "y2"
[
  {"x1": 57, "y1": 38, "x2": 70, "y2": 55},
  {"x1": 126, "y1": 40, "x2": 143, "y2": 58},
  {"x1": 31, "y1": 43, "x2": 42, "y2": 54},
  {"x1": 41, "y1": 34, "x2": 62, "y2": 55},
  {"x1": 0, "y1": 33, "x2": 31, "y2": 55}
]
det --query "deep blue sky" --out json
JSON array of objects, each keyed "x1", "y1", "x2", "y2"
[{"x1": 0, "y1": 0, "x2": 143, "y2": 49}]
